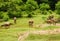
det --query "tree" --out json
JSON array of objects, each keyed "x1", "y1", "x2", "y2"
[
  {"x1": 25, "y1": 0, "x2": 38, "y2": 17},
  {"x1": 26, "y1": 0, "x2": 38, "y2": 11},
  {"x1": 56, "y1": 1, "x2": 60, "y2": 14},
  {"x1": 39, "y1": 3, "x2": 50, "y2": 14}
]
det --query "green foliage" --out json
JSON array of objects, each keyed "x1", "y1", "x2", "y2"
[
  {"x1": 24, "y1": 0, "x2": 39, "y2": 17},
  {"x1": 8, "y1": 11, "x2": 22, "y2": 18},
  {"x1": 39, "y1": 3, "x2": 50, "y2": 15},
  {"x1": 8, "y1": 11, "x2": 16, "y2": 18},
  {"x1": 0, "y1": 0, "x2": 59, "y2": 18},
  {"x1": 40, "y1": 3, "x2": 50, "y2": 10},
  {"x1": 0, "y1": 12, "x2": 3, "y2": 19},
  {"x1": 27, "y1": 13, "x2": 33, "y2": 18},
  {"x1": 41, "y1": 10, "x2": 48, "y2": 15},
  {"x1": 2, "y1": 12, "x2": 9, "y2": 21},
  {"x1": 56, "y1": 1, "x2": 60, "y2": 14},
  {"x1": 25, "y1": 0, "x2": 38, "y2": 11},
  {"x1": 32, "y1": 9, "x2": 41, "y2": 15},
  {"x1": 16, "y1": 12, "x2": 22, "y2": 17},
  {"x1": 48, "y1": 10, "x2": 53, "y2": 14}
]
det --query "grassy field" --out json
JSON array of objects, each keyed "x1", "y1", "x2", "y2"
[
  {"x1": 25, "y1": 34, "x2": 60, "y2": 41},
  {"x1": 0, "y1": 15, "x2": 60, "y2": 41}
]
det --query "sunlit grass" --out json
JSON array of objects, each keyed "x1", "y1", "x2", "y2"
[
  {"x1": 25, "y1": 34, "x2": 60, "y2": 41},
  {"x1": 0, "y1": 15, "x2": 60, "y2": 41}
]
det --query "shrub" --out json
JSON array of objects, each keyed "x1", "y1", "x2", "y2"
[
  {"x1": 0, "y1": 12, "x2": 3, "y2": 19},
  {"x1": 16, "y1": 12, "x2": 23, "y2": 18},
  {"x1": 39, "y1": 3, "x2": 50, "y2": 15},
  {"x1": 27, "y1": 13, "x2": 33, "y2": 18},
  {"x1": 41, "y1": 10, "x2": 47, "y2": 14},
  {"x1": 56, "y1": 1, "x2": 60, "y2": 14},
  {"x1": 3, "y1": 15, "x2": 9, "y2": 21},
  {"x1": 8, "y1": 11, "x2": 23, "y2": 18},
  {"x1": 39, "y1": 3, "x2": 50, "y2": 11},
  {"x1": 8, "y1": 11, "x2": 15, "y2": 18},
  {"x1": 2, "y1": 13, "x2": 9, "y2": 21}
]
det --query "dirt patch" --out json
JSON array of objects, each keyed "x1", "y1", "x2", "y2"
[{"x1": 18, "y1": 32, "x2": 29, "y2": 41}]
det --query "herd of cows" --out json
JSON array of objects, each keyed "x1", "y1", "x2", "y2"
[{"x1": 0, "y1": 15, "x2": 60, "y2": 28}]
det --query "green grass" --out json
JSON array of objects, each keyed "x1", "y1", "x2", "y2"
[
  {"x1": 0, "y1": 15, "x2": 60, "y2": 41},
  {"x1": 42, "y1": 26, "x2": 60, "y2": 30},
  {"x1": 25, "y1": 34, "x2": 60, "y2": 41}
]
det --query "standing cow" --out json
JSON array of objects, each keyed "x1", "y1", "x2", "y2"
[
  {"x1": 14, "y1": 17, "x2": 17, "y2": 24},
  {"x1": 29, "y1": 19, "x2": 34, "y2": 27}
]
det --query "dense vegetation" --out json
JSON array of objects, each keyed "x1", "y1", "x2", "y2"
[
  {"x1": 0, "y1": 0, "x2": 60, "y2": 21},
  {"x1": 25, "y1": 34, "x2": 60, "y2": 41}
]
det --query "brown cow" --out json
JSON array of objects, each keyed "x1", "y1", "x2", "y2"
[
  {"x1": 1, "y1": 22, "x2": 13, "y2": 28},
  {"x1": 46, "y1": 19, "x2": 57, "y2": 25},
  {"x1": 29, "y1": 19, "x2": 34, "y2": 27},
  {"x1": 46, "y1": 14, "x2": 57, "y2": 25}
]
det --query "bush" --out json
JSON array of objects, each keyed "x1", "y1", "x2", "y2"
[
  {"x1": 8, "y1": 11, "x2": 15, "y2": 18},
  {"x1": 39, "y1": 3, "x2": 50, "y2": 11},
  {"x1": 39, "y1": 3, "x2": 50, "y2": 15},
  {"x1": 27, "y1": 13, "x2": 33, "y2": 18},
  {"x1": 41, "y1": 10, "x2": 48, "y2": 15},
  {"x1": 26, "y1": 0, "x2": 38, "y2": 11},
  {"x1": 48, "y1": 10, "x2": 53, "y2": 14},
  {"x1": 0, "y1": 12, "x2": 3, "y2": 19},
  {"x1": 16, "y1": 12, "x2": 23, "y2": 18},
  {"x1": 56, "y1": 1, "x2": 60, "y2": 14},
  {"x1": 2, "y1": 14, "x2": 9, "y2": 21},
  {"x1": 8, "y1": 11, "x2": 23, "y2": 18}
]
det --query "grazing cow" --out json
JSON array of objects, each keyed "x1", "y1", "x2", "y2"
[
  {"x1": 14, "y1": 17, "x2": 17, "y2": 24},
  {"x1": 46, "y1": 20, "x2": 52, "y2": 24},
  {"x1": 45, "y1": 14, "x2": 57, "y2": 25},
  {"x1": 1, "y1": 22, "x2": 13, "y2": 28},
  {"x1": 46, "y1": 18, "x2": 57, "y2": 25},
  {"x1": 29, "y1": 19, "x2": 34, "y2": 27}
]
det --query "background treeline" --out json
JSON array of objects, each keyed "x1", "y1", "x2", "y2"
[{"x1": 0, "y1": 0, "x2": 60, "y2": 21}]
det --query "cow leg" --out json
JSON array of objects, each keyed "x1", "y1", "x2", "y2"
[{"x1": 53, "y1": 21, "x2": 56, "y2": 25}]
